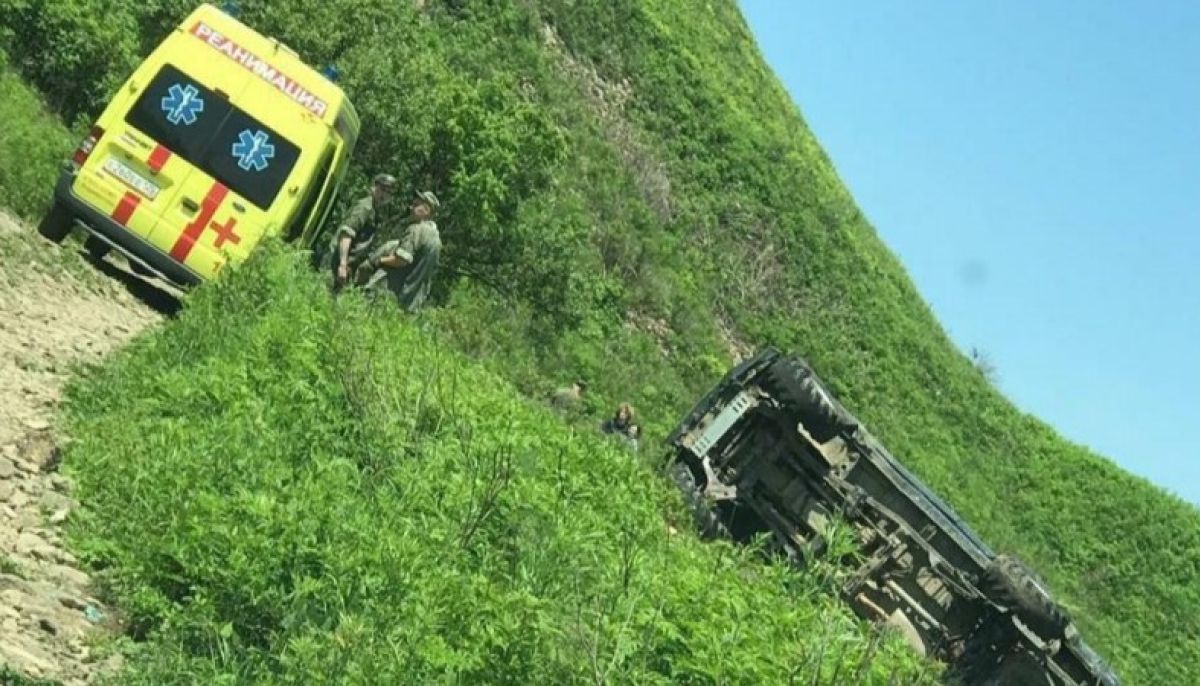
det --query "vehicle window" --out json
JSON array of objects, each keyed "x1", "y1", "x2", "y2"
[
  {"x1": 125, "y1": 64, "x2": 230, "y2": 163},
  {"x1": 203, "y1": 106, "x2": 301, "y2": 210},
  {"x1": 334, "y1": 110, "x2": 356, "y2": 148},
  {"x1": 125, "y1": 64, "x2": 301, "y2": 210}
]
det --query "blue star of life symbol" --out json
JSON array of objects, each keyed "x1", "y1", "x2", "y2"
[
  {"x1": 231, "y1": 129, "x2": 275, "y2": 172},
  {"x1": 160, "y1": 83, "x2": 204, "y2": 126}
]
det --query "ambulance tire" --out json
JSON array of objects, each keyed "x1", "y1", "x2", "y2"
[
  {"x1": 84, "y1": 236, "x2": 111, "y2": 261},
  {"x1": 36, "y1": 202, "x2": 73, "y2": 244}
]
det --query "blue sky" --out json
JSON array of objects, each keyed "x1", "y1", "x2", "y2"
[{"x1": 738, "y1": 1, "x2": 1200, "y2": 506}]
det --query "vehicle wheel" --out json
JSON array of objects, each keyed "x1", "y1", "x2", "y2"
[
  {"x1": 760, "y1": 357, "x2": 858, "y2": 443},
  {"x1": 667, "y1": 460, "x2": 730, "y2": 540},
  {"x1": 983, "y1": 555, "x2": 1071, "y2": 639},
  {"x1": 36, "y1": 202, "x2": 74, "y2": 243},
  {"x1": 84, "y1": 235, "x2": 111, "y2": 261}
]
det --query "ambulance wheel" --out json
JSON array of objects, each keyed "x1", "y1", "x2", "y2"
[
  {"x1": 36, "y1": 202, "x2": 74, "y2": 243},
  {"x1": 84, "y1": 235, "x2": 111, "y2": 260}
]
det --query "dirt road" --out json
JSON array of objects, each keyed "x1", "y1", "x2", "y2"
[{"x1": 0, "y1": 211, "x2": 164, "y2": 684}]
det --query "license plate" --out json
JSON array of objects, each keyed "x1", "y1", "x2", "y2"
[{"x1": 103, "y1": 157, "x2": 160, "y2": 200}]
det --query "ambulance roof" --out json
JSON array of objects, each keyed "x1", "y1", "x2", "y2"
[{"x1": 174, "y1": 3, "x2": 358, "y2": 129}]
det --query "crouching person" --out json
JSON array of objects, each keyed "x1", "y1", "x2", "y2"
[{"x1": 354, "y1": 190, "x2": 442, "y2": 313}]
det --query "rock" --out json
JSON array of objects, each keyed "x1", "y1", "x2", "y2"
[
  {"x1": 45, "y1": 564, "x2": 90, "y2": 587},
  {"x1": 37, "y1": 617, "x2": 58, "y2": 635},
  {"x1": 14, "y1": 457, "x2": 40, "y2": 474},
  {"x1": 0, "y1": 481, "x2": 14, "y2": 503},
  {"x1": 14, "y1": 533, "x2": 58, "y2": 563},
  {"x1": 23, "y1": 418, "x2": 50, "y2": 432},
  {"x1": 14, "y1": 433, "x2": 60, "y2": 473},
  {"x1": 0, "y1": 577, "x2": 32, "y2": 596},
  {"x1": 0, "y1": 593, "x2": 23, "y2": 614},
  {"x1": 17, "y1": 474, "x2": 41, "y2": 494},
  {"x1": 49, "y1": 508, "x2": 70, "y2": 525},
  {"x1": 59, "y1": 595, "x2": 87, "y2": 611},
  {"x1": 0, "y1": 457, "x2": 16, "y2": 479},
  {"x1": 13, "y1": 510, "x2": 41, "y2": 530},
  {"x1": 49, "y1": 475, "x2": 72, "y2": 494},
  {"x1": 40, "y1": 491, "x2": 76, "y2": 514},
  {"x1": 10, "y1": 490, "x2": 29, "y2": 509},
  {"x1": 0, "y1": 640, "x2": 56, "y2": 678}
]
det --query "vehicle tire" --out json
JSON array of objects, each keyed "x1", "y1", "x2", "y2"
[
  {"x1": 760, "y1": 356, "x2": 858, "y2": 443},
  {"x1": 84, "y1": 235, "x2": 111, "y2": 261},
  {"x1": 667, "y1": 460, "x2": 730, "y2": 540},
  {"x1": 36, "y1": 202, "x2": 74, "y2": 243},
  {"x1": 983, "y1": 555, "x2": 1071, "y2": 639}
]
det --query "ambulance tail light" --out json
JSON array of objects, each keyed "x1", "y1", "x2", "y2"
[{"x1": 71, "y1": 125, "x2": 105, "y2": 167}]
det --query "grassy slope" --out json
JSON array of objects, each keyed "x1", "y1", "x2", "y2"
[
  {"x1": 60, "y1": 244, "x2": 934, "y2": 684},
  {"x1": 1, "y1": 0, "x2": 1197, "y2": 682},
  {"x1": 538, "y1": 2, "x2": 1200, "y2": 682},
  {"x1": 0, "y1": 53, "x2": 74, "y2": 220},
  {"x1": 1, "y1": 64, "x2": 936, "y2": 683}
]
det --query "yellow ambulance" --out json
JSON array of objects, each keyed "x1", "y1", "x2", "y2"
[{"x1": 37, "y1": 2, "x2": 359, "y2": 285}]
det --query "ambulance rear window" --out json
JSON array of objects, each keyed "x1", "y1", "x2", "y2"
[{"x1": 126, "y1": 64, "x2": 300, "y2": 210}]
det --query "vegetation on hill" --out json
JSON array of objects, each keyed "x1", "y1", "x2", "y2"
[
  {"x1": 1, "y1": 0, "x2": 1198, "y2": 683},
  {"x1": 60, "y1": 243, "x2": 935, "y2": 683},
  {"x1": 0, "y1": 53, "x2": 73, "y2": 219}
]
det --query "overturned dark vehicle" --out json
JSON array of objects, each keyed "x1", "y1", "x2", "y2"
[{"x1": 665, "y1": 347, "x2": 1119, "y2": 686}]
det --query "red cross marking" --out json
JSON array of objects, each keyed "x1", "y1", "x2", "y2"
[
  {"x1": 170, "y1": 182, "x2": 228, "y2": 262},
  {"x1": 209, "y1": 216, "x2": 241, "y2": 249}
]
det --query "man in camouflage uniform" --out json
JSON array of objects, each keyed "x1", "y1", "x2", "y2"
[
  {"x1": 327, "y1": 173, "x2": 399, "y2": 291},
  {"x1": 354, "y1": 190, "x2": 442, "y2": 313}
]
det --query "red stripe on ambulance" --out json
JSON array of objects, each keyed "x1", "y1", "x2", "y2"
[
  {"x1": 147, "y1": 144, "x2": 171, "y2": 173},
  {"x1": 111, "y1": 191, "x2": 141, "y2": 226},
  {"x1": 170, "y1": 183, "x2": 229, "y2": 262}
]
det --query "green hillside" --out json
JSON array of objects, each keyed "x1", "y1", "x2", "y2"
[
  {"x1": 2, "y1": 0, "x2": 1198, "y2": 683},
  {"x1": 54, "y1": 242, "x2": 934, "y2": 683}
]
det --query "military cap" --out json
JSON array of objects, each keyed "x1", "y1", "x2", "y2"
[
  {"x1": 373, "y1": 173, "x2": 398, "y2": 189},
  {"x1": 415, "y1": 190, "x2": 440, "y2": 209}
]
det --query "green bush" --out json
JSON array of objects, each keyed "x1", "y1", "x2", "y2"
[
  {"x1": 0, "y1": 0, "x2": 141, "y2": 126},
  {"x1": 0, "y1": 63, "x2": 73, "y2": 219}
]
